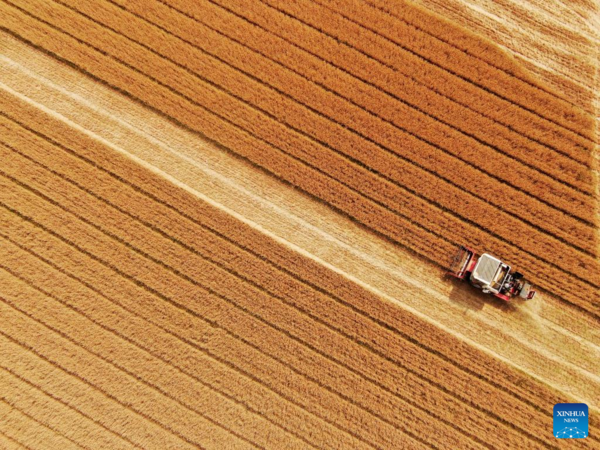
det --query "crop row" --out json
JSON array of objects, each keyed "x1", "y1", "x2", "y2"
[
  {"x1": 1, "y1": 3, "x2": 598, "y2": 314},
  {"x1": 0, "y1": 298, "x2": 262, "y2": 450},
  {"x1": 2, "y1": 109, "x2": 597, "y2": 447},
  {"x1": 106, "y1": 0, "x2": 597, "y2": 240},
  {"x1": 211, "y1": 0, "x2": 594, "y2": 182},
  {"x1": 0, "y1": 334, "x2": 201, "y2": 450},
  {"x1": 351, "y1": 0, "x2": 596, "y2": 139},
  {"x1": 9, "y1": 0, "x2": 600, "y2": 287},
  {"x1": 0, "y1": 137, "x2": 559, "y2": 450},
  {"x1": 0, "y1": 393, "x2": 81, "y2": 450},
  {"x1": 0, "y1": 366, "x2": 135, "y2": 450},
  {"x1": 258, "y1": 0, "x2": 595, "y2": 152}
]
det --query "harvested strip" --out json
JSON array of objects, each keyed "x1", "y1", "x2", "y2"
[
  {"x1": 104, "y1": 0, "x2": 596, "y2": 246},
  {"x1": 5, "y1": 0, "x2": 600, "y2": 289},
  {"x1": 356, "y1": 0, "x2": 596, "y2": 139},
  {"x1": 0, "y1": 399, "x2": 80, "y2": 450},
  {"x1": 210, "y1": 0, "x2": 594, "y2": 189},
  {"x1": 0, "y1": 368, "x2": 134, "y2": 450},
  {"x1": 0, "y1": 135, "x2": 570, "y2": 449},
  {"x1": 0, "y1": 10, "x2": 597, "y2": 313}
]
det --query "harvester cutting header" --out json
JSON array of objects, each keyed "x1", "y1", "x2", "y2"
[{"x1": 448, "y1": 246, "x2": 536, "y2": 301}]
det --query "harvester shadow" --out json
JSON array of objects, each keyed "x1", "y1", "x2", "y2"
[{"x1": 447, "y1": 277, "x2": 518, "y2": 314}]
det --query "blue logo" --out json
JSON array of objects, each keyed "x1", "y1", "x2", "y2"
[{"x1": 554, "y1": 403, "x2": 588, "y2": 439}]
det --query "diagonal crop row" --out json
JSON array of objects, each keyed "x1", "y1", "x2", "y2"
[
  {"x1": 0, "y1": 367, "x2": 135, "y2": 450},
  {"x1": 0, "y1": 336, "x2": 191, "y2": 450},
  {"x1": 1, "y1": 3, "x2": 598, "y2": 315},
  {"x1": 103, "y1": 0, "x2": 597, "y2": 245},
  {"x1": 352, "y1": 0, "x2": 596, "y2": 140},
  {"x1": 255, "y1": 0, "x2": 595, "y2": 152},
  {"x1": 0, "y1": 301, "x2": 257, "y2": 450},
  {"x1": 211, "y1": 0, "x2": 594, "y2": 185},
  {"x1": 0, "y1": 265, "x2": 306, "y2": 450},
  {"x1": 0, "y1": 114, "x2": 590, "y2": 449},
  {"x1": 0, "y1": 395, "x2": 80, "y2": 450},
  {"x1": 8, "y1": 0, "x2": 600, "y2": 291}
]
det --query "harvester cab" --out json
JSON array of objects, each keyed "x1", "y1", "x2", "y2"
[{"x1": 448, "y1": 246, "x2": 536, "y2": 301}]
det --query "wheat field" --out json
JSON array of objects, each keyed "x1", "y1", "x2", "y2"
[{"x1": 0, "y1": 0, "x2": 598, "y2": 448}]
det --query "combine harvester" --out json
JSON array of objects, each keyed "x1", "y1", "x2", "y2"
[{"x1": 448, "y1": 246, "x2": 536, "y2": 301}]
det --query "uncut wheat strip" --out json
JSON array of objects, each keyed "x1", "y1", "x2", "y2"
[
  {"x1": 11, "y1": 0, "x2": 600, "y2": 288},
  {"x1": 103, "y1": 1, "x2": 597, "y2": 253},
  {"x1": 2, "y1": 6, "x2": 597, "y2": 313},
  {"x1": 0, "y1": 177, "x2": 422, "y2": 450},
  {"x1": 0, "y1": 283, "x2": 303, "y2": 450},
  {"x1": 260, "y1": 0, "x2": 595, "y2": 150},
  {"x1": 153, "y1": 0, "x2": 592, "y2": 197},
  {"x1": 0, "y1": 133, "x2": 539, "y2": 450},
  {"x1": 9, "y1": 96, "x2": 597, "y2": 436},
  {"x1": 0, "y1": 268, "x2": 304, "y2": 450},
  {"x1": 0, "y1": 238, "x2": 362, "y2": 450},
  {"x1": 0, "y1": 302, "x2": 252, "y2": 450},
  {"x1": 0, "y1": 399, "x2": 81, "y2": 450},
  {"x1": 357, "y1": 0, "x2": 595, "y2": 139},
  {"x1": 0, "y1": 154, "x2": 484, "y2": 450},
  {"x1": 0, "y1": 369, "x2": 144, "y2": 450},
  {"x1": 0, "y1": 338, "x2": 199, "y2": 450},
  {"x1": 0, "y1": 368, "x2": 135, "y2": 450},
  {"x1": 209, "y1": 0, "x2": 594, "y2": 187}
]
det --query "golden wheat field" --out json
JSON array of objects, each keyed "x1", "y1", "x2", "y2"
[{"x1": 0, "y1": 0, "x2": 599, "y2": 448}]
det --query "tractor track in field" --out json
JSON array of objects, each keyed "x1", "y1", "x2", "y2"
[{"x1": 1, "y1": 0, "x2": 599, "y2": 447}]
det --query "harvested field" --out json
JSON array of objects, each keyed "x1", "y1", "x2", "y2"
[{"x1": 0, "y1": 0, "x2": 599, "y2": 448}]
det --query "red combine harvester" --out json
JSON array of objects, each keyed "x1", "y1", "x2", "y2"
[{"x1": 448, "y1": 246, "x2": 536, "y2": 301}]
